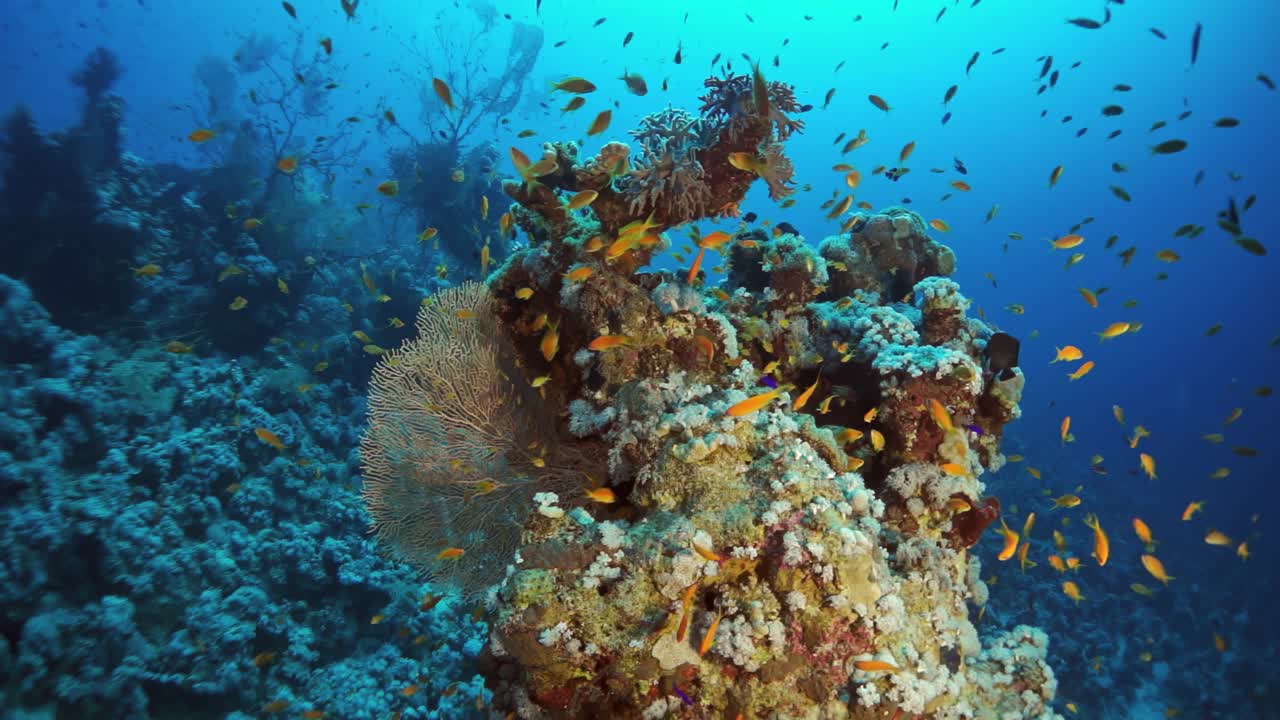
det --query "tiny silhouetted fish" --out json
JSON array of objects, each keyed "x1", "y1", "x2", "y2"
[
  {"x1": 941, "y1": 111, "x2": 952, "y2": 124},
  {"x1": 986, "y1": 332, "x2": 1020, "y2": 381},
  {"x1": 593, "y1": 17, "x2": 606, "y2": 27},
  {"x1": 1150, "y1": 27, "x2": 1166, "y2": 39},
  {"x1": 936, "y1": 7, "x2": 946, "y2": 22},
  {"x1": 1191, "y1": 22, "x2": 1203, "y2": 65},
  {"x1": 623, "y1": 31, "x2": 633, "y2": 47},
  {"x1": 1066, "y1": 17, "x2": 1102, "y2": 29},
  {"x1": 1039, "y1": 56, "x2": 1053, "y2": 79},
  {"x1": 966, "y1": 51, "x2": 980, "y2": 76},
  {"x1": 1259, "y1": 73, "x2": 1276, "y2": 90}
]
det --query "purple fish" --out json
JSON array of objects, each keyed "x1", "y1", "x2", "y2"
[
  {"x1": 674, "y1": 686, "x2": 694, "y2": 706},
  {"x1": 760, "y1": 376, "x2": 778, "y2": 389},
  {"x1": 963, "y1": 424, "x2": 985, "y2": 436}
]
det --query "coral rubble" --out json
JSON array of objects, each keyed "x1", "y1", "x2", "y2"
[{"x1": 362, "y1": 77, "x2": 1059, "y2": 718}]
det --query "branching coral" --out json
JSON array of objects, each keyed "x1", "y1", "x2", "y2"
[{"x1": 619, "y1": 107, "x2": 717, "y2": 225}]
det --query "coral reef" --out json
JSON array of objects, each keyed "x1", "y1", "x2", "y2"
[
  {"x1": 362, "y1": 79, "x2": 1058, "y2": 718},
  {"x1": 0, "y1": 275, "x2": 487, "y2": 718}
]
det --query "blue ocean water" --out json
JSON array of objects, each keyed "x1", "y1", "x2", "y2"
[{"x1": 0, "y1": 0, "x2": 1276, "y2": 718}]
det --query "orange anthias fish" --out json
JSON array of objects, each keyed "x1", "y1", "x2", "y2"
[
  {"x1": 376, "y1": 180, "x2": 399, "y2": 197},
  {"x1": 276, "y1": 156, "x2": 299, "y2": 174},
  {"x1": 587, "y1": 334, "x2": 630, "y2": 351},
  {"x1": 1051, "y1": 345, "x2": 1083, "y2": 363},
  {"x1": 1083, "y1": 513, "x2": 1109, "y2": 566},
  {"x1": 540, "y1": 320, "x2": 560, "y2": 362},
  {"x1": 432, "y1": 78, "x2": 455, "y2": 109},
  {"x1": 1140, "y1": 554, "x2": 1173, "y2": 584},
  {"x1": 1067, "y1": 361, "x2": 1095, "y2": 380},
  {"x1": 853, "y1": 660, "x2": 899, "y2": 672},
  {"x1": 1139, "y1": 452, "x2": 1157, "y2": 480},
  {"x1": 1062, "y1": 580, "x2": 1085, "y2": 603},
  {"x1": 727, "y1": 386, "x2": 788, "y2": 418},
  {"x1": 436, "y1": 547, "x2": 465, "y2": 560},
  {"x1": 792, "y1": 372, "x2": 821, "y2": 411},
  {"x1": 1095, "y1": 322, "x2": 1131, "y2": 340},
  {"x1": 699, "y1": 611, "x2": 723, "y2": 656},
  {"x1": 586, "y1": 110, "x2": 612, "y2": 136},
  {"x1": 1132, "y1": 518, "x2": 1156, "y2": 550},
  {"x1": 1060, "y1": 416, "x2": 1071, "y2": 445},
  {"x1": 929, "y1": 399, "x2": 953, "y2": 431},
  {"x1": 995, "y1": 518, "x2": 1019, "y2": 561},
  {"x1": 585, "y1": 487, "x2": 616, "y2": 504},
  {"x1": 1051, "y1": 234, "x2": 1084, "y2": 250},
  {"x1": 188, "y1": 128, "x2": 216, "y2": 143},
  {"x1": 255, "y1": 427, "x2": 286, "y2": 451},
  {"x1": 1181, "y1": 501, "x2": 1204, "y2": 521}
]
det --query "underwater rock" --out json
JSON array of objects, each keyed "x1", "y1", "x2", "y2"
[{"x1": 819, "y1": 208, "x2": 956, "y2": 300}]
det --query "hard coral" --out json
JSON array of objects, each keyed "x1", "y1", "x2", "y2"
[
  {"x1": 699, "y1": 72, "x2": 804, "y2": 141},
  {"x1": 620, "y1": 107, "x2": 716, "y2": 225}
]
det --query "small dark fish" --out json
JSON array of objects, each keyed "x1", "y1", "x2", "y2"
[
  {"x1": 1178, "y1": 110, "x2": 1192, "y2": 120},
  {"x1": 1113, "y1": 84, "x2": 1132, "y2": 91},
  {"x1": 936, "y1": 7, "x2": 946, "y2": 22},
  {"x1": 964, "y1": 424, "x2": 985, "y2": 437},
  {"x1": 783, "y1": 38, "x2": 790, "y2": 47},
  {"x1": 1076, "y1": 127, "x2": 1088, "y2": 137},
  {"x1": 623, "y1": 31, "x2": 633, "y2": 47},
  {"x1": 743, "y1": 212, "x2": 758, "y2": 222},
  {"x1": 824, "y1": 88, "x2": 836, "y2": 109},
  {"x1": 662, "y1": 77, "x2": 669, "y2": 91},
  {"x1": 1105, "y1": 235, "x2": 1119, "y2": 249},
  {"x1": 281, "y1": 1, "x2": 296, "y2": 19},
  {"x1": 536, "y1": 0, "x2": 542, "y2": 15},
  {"x1": 1118, "y1": 246, "x2": 1137, "y2": 266},
  {"x1": 1243, "y1": 194, "x2": 1256, "y2": 212},
  {"x1": 1039, "y1": 55, "x2": 1053, "y2": 79},
  {"x1": 966, "y1": 51, "x2": 980, "y2": 76},
  {"x1": 1194, "y1": 169, "x2": 1205, "y2": 185},
  {"x1": 881, "y1": 41, "x2": 890, "y2": 50},
  {"x1": 1150, "y1": 27, "x2": 1167, "y2": 39},
  {"x1": 553, "y1": 40, "x2": 566, "y2": 47},
  {"x1": 1102, "y1": 104, "x2": 1124, "y2": 116},
  {"x1": 1061, "y1": 115, "x2": 1073, "y2": 123},
  {"x1": 1070, "y1": 60, "x2": 1082, "y2": 69},
  {"x1": 944, "y1": 83, "x2": 958, "y2": 104},
  {"x1": 833, "y1": 132, "x2": 846, "y2": 146},
  {"x1": 835, "y1": 60, "x2": 846, "y2": 73},
  {"x1": 1255, "y1": 386, "x2": 1272, "y2": 397},
  {"x1": 1151, "y1": 139, "x2": 1188, "y2": 154},
  {"x1": 593, "y1": 17, "x2": 606, "y2": 27},
  {"x1": 1066, "y1": 18, "x2": 1102, "y2": 29},
  {"x1": 1228, "y1": 197, "x2": 1240, "y2": 226},
  {"x1": 985, "y1": 332, "x2": 1020, "y2": 381},
  {"x1": 1232, "y1": 447, "x2": 1258, "y2": 458},
  {"x1": 1110, "y1": 185, "x2": 1131, "y2": 202},
  {"x1": 1107, "y1": 129, "x2": 1122, "y2": 140},
  {"x1": 1260, "y1": 73, "x2": 1276, "y2": 90},
  {"x1": 745, "y1": 12, "x2": 755, "y2": 23},
  {"x1": 772, "y1": 55, "x2": 780, "y2": 67},
  {"x1": 1149, "y1": 120, "x2": 1167, "y2": 132},
  {"x1": 941, "y1": 111, "x2": 952, "y2": 125},
  {"x1": 954, "y1": 157, "x2": 968, "y2": 174},
  {"x1": 1234, "y1": 237, "x2": 1266, "y2": 256},
  {"x1": 1037, "y1": 85, "x2": 1047, "y2": 96},
  {"x1": 1050, "y1": 70, "x2": 1059, "y2": 87},
  {"x1": 993, "y1": 47, "x2": 1006, "y2": 54},
  {"x1": 673, "y1": 41, "x2": 682, "y2": 64},
  {"x1": 1191, "y1": 22, "x2": 1202, "y2": 66},
  {"x1": 760, "y1": 375, "x2": 778, "y2": 389},
  {"x1": 1214, "y1": 117, "x2": 1240, "y2": 128},
  {"x1": 798, "y1": 103, "x2": 813, "y2": 112}
]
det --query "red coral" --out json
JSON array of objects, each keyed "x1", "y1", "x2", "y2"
[{"x1": 947, "y1": 494, "x2": 1000, "y2": 549}]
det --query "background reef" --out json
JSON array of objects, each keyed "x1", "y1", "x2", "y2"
[{"x1": 0, "y1": 1, "x2": 1278, "y2": 719}]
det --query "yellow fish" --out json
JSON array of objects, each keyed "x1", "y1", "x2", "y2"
[
  {"x1": 1139, "y1": 453, "x2": 1157, "y2": 480},
  {"x1": 1083, "y1": 513, "x2": 1109, "y2": 566},
  {"x1": 1140, "y1": 554, "x2": 1173, "y2": 584},
  {"x1": 1052, "y1": 345, "x2": 1083, "y2": 363}
]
